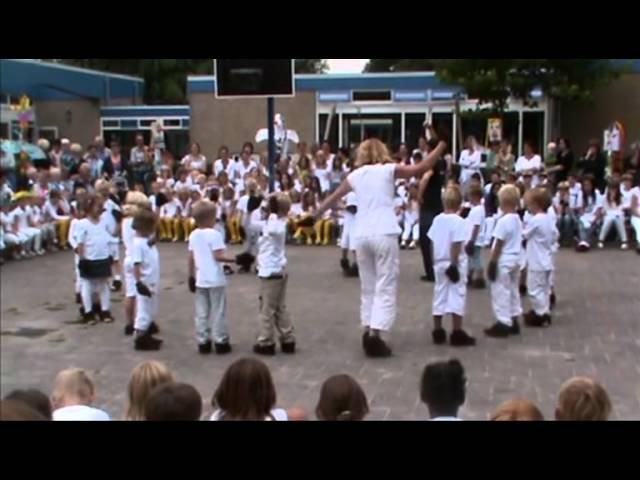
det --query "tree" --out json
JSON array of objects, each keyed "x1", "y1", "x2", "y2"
[
  {"x1": 295, "y1": 59, "x2": 328, "y2": 74},
  {"x1": 366, "y1": 58, "x2": 436, "y2": 72}
]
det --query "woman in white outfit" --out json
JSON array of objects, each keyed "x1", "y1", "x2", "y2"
[{"x1": 317, "y1": 138, "x2": 447, "y2": 357}]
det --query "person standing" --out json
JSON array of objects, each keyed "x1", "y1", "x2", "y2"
[
  {"x1": 129, "y1": 134, "x2": 151, "y2": 193},
  {"x1": 577, "y1": 139, "x2": 608, "y2": 193},
  {"x1": 317, "y1": 138, "x2": 447, "y2": 358}
]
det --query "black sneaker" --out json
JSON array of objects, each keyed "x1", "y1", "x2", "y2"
[
  {"x1": 99, "y1": 310, "x2": 115, "y2": 323},
  {"x1": 149, "y1": 322, "x2": 160, "y2": 335},
  {"x1": 484, "y1": 322, "x2": 512, "y2": 338},
  {"x1": 223, "y1": 265, "x2": 235, "y2": 276},
  {"x1": 198, "y1": 341, "x2": 212, "y2": 355},
  {"x1": 135, "y1": 333, "x2": 163, "y2": 351},
  {"x1": 215, "y1": 342, "x2": 232, "y2": 355},
  {"x1": 124, "y1": 323, "x2": 134, "y2": 336},
  {"x1": 362, "y1": 331, "x2": 370, "y2": 350},
  {"x1": 280, "y1": 341, "x2": 296, "y2": 354},
  {"x1": 75, "y1": 293, "x2": 81, "y2": 304},
  {"x1": 111, "y1": 279, "x2": 122, "y2": 292},
  {"x1": 450, "y1": 330, "x2": 476, "y2": 347},
  {"x1": 365, "y1": 336, "x2": 392, "y2": 358},
  {"x1": 472, "y1": 278, "x2": 487, "y2": 289},
  {"x1": 81, "y1": 311, "x2": 97, "y2": 326},
  {"x1": 519, "y1": 284, "x2": 527, "y2": 296},
  {"x1": 510, "y1": 318, "x2": 521, "y2": 335},
  {"x1": 542, "y1": 314, "x2": 552, "y2": 326},
  {"x1": 550, "y1": 292, "x2": 557, "y2": 310},
  {"x1": 340, "y1": 258, "x2": 350, "y2": 273},
  {"x1": 432, "y1": 328, "x2": 447, "y2": 345},
  {"x1": 253, "y1": 343, "x2": 276, "y2": 356},
  {"x1": 347, "y1": 263, "x2": 359, "y2": 277},
  {"x1": 421, "y1": 275, "x2": 435, "y2": 283},
  {"x1": 524, "y1": 310, "x2": 537, "y2": 327}
]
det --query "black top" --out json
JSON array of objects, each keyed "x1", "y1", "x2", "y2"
[
  {"x1": 577, "y1": 153, "x2": 607, "y2": 192},
  {"x1": 555, "y1": 150, "x2": 574, "y2": 183},
  {"x1": 420, "y1": 158, "x2": 446, "y2": 214}
]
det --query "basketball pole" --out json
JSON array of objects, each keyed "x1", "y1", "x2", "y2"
[{"x1": 267, "y1": 96, "x2": 276, "y2": 193}]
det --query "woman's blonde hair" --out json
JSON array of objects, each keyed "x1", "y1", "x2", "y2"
[
  {"x1": 556, "y1": 377, "x2": 612, "y2": 421},
  {"x1": 125, "y1": 361, "x2": 174, "y2": 421},
  {"x1": 355, "y1": 139, "x2": 392, "y2": 167},
  {"x1": 491, "y1": 398, "x2": 544, "y2": 421}
]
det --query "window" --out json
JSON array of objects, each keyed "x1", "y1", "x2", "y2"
[
  {"x1": 522, "y1": 111, "x2": 545, "y2": 155},
  {"x1": 341, "y1": 114, "x2": 401, "y2": 150},
  {"x1": 405, "y1": 113, "x2": 427, "y2": 151},
  {"x1": 102, "y1": 119, "x2": 120, "y2": 129},
  {"x1": 318, "y1": 113, "x2": 339, "y2": 151},
  {"x1": 38, "y1": 126, "x2": 58, "y2": 142},
  {"x1": 163, "y1": 119, "x2": 181, "y2": 128},
  {"x1": 140, "y1": 120, "x2": 155, "y2": 128},
  {"x1": 431, "y1": 112, "x2": 453, "y2": 154},
  {"x1": 352, "y1": 91, "x2": 392, "y2": 102}
]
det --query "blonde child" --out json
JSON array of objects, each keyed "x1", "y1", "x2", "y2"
[
  {"x1": 253, "y1": 194, "x2": 296, "y2": 356},
  {"x1": 174, "y1": 187, "x2": 192, "y2": 242},
  {"x1": 1, "y1": 196, "x2": 27, "y2": 260},
  {"x1": 400, "y1": 183, "x2": 420, "y2": 249},
  {"x1": 30, "y1": 195, "x2": 57, "y2": 252},
  {"x1": 339, "y1": 191, "x2": 358, "y2": 276},
  {"x1": 555, "y1": 377, "x2": 612, "y2": 421},
  {"x1": 313, "y1": 194, "x2": 335, "y2": 246},
  {"x1": 96, "y1": 180, "x2": 123, "y2": 291},
  {"x1": 522, "y1": 188, "x2": 558, "y2": 328},
  {"x1": 51, "y1": 368, "x2": 110, "y2": 421},
  {"x1": 158, "y1": 165, "x2": 175, "y2": 190},
  {"x1": 158, "y1": 189, "x2": 178, "y2": 241},
  {"x1": 465, "y1": 184, "x2": 486, "y2": 288},
  {"x1": 294, "y1": 190, "x2": 317, "y2": 245},
  {"x1": 12, "y1": 192, "x2": 43, "y2": 256},
  {"x1": 223, "y1": 186, "x2": 241, "y2": 244},
  {"x1": 75, "y1": 195, "x2": 116, "y2": 324},
  {"x1": 188, "y1": 200, "x2": 237, "y2": 355},
  {"x1": 131, "y1": 208, "x2": 163, "y2": 351},
  {"x1": 44, "y1": 189, "x2": 71, "y2": 250},
  {"x1": 485, "y1": 184, "x2": 523, "y2": 338},
  {"x1": 428, "y1": 186, "x2": 476, "y2": 347}
]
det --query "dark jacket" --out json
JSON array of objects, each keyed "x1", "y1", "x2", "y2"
[
  {"x1": 577, "y1": 152, "x2": 607, "y2": 192},
  {"x1": 102, "y1": 154, "x2": 128, "y2": 179}
]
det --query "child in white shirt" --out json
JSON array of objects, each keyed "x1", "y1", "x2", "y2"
[
  {"x1": 428, "y1": 186, "x2": 476, "y2": 347},
  {"x1": 597, "y1": 180, "x2": 628, "y2": 250},
  {"x1": 522, "y1": 188, "x2": 559, "y2": 327},
  {"x1": 253, "y1": 194, "x2": 295, "y2": 356},
  {"x1": 51, "y1": 368, "x2": 110, "y2": 421},
  {"x1": 44, "y1": 190, "x2": 71, "y2": 250},
  {"x1": 30, "y1": 196, "x2": 57, "y2": 252},
  {"x1": 13, "y1": 193, "x2": 43, "y2": 256},
  {"x1": 628, "y1": 181, "x2": 640, "y2": 255},
  {"x1": 1, "y1": 196, "x2": 27, "y2": 259},
  {"x1": 340, "y1": 191, "x2": 359, "y2": 276},
  {"x1": 75, "y1": 195, "x2": 116, "y2": 324},
  {"x1": 158, "y1": 189, "x2": 178, "y2": 241},
  {"x1": 174, "y1": 188, "x2": 192, "y2": 242},
  {"x1": 96, "y1": 181, "x2": 123, "y2": 291},
  {"x1": 188, "y1": 200, "x2": 237, "y2": 355},
  {"x1": 465, "y1": 184, "x2": 486, "y2": 288},
  {"x1": 131, "y1": 208, "x2": 163, "y2": 351},
  {"x1": 576, "y1": 175, "x2": 603, "y2": 251},
  {"x1": 485, "y1": 184, "x2": 523, "y2": 338},
  {"x1": 401, "y1": 184, "x2": 420, "y2": 250}
]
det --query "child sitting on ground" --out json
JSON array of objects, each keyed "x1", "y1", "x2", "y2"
[
  {"x1": 315, "y1": 374, "x2": 369, "y2": 421},
  {"x1": 555, "y1": 376, "x2": 612, "y2": 421},
  {"x1": 420, "y1": 359, "x2": 467, "y2": 421},
  {"x1": 51, "y1": 368, "x2": 110, "y2": 421}
]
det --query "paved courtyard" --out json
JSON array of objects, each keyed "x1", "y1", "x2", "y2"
[{"x1": 1, "y1": 244, "x2": 639, "y2": 420}]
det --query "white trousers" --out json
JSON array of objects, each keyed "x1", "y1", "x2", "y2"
[
  {"x1": 356, "y1": 235, "x2": 400, "y2": 332},
  {"x1": 631, "y1": 216, "x2": 640, "y2": 243},
  {"x1": 74, "y1": 254, "x2": 81, "y2": 294},
  {"x1": 490, "y1": 263, "x2": 522, "y2": 326},
  {"x1": 401, "y1": 214, "x2": 420, "y2": 242},
  {"x1": 123, "y1": 258, "x2": 137, "y2": 298},
  {"x1": 23, "y1": 227, "x2": 41, "y2": 252},
  {"x1": 80, "y1": 278, "x2": 110, "y2": 312},
  {"x1": 194, "y1": 287, "x2": 229, "y2": 344},
  {"x1": 599, "y1": 214, "x2": 627, "y2": 243},
  {"x1": 40, "y1": 223, "x2": 56, "y2": 245},
  {"x1": 527, "y1": 269, "x2": 552, "y2": 315},
  {"x1": 134, "y1": 287, "x2": 158, "y2": 332},
  {"x1": 433, "y1": 261, "x2": 468, "y2": 317}
]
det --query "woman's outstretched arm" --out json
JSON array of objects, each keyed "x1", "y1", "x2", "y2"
[
  {"x1": 316, "y1": 180, "x2": 352, "y2": 219},
  {"x1": 395, "y1": 141, "x2": 447, "y2": 180}
]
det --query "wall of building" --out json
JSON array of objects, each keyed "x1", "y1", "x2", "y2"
[
  {"x1": 559, "y1": 74, "x2": 640, "y2": 155},
  {"x1": 35, "y1": 99, "x2": 101, "y2": 147},
  {"x1": 189, "y1": 91, "x2": 316, "y2": 160}
]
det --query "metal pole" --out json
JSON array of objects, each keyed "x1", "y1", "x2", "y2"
[{"x1": 267, "y1": 96, "x2": 276, "y2": 193}]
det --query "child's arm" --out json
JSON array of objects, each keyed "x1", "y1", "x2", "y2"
[
  {"x1": 213, "y1": 249, "x2": 236, "y2": 264},
  {"x1": 188, "y1": 251, "x2": 196, "y2": 293},
  {"x1": 487, "y1": 238, "x2": 504, "y2": 282},
  {"x1": 466, "y1": 224, "x2": 480, "y2": 256}
]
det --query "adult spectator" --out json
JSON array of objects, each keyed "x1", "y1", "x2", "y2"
[
  {"x1": 515, "y1": 141, "x2": 543, "y2": 187},
  {"x1": 150, "y1": 122, "x2": 166, "y2": 171},
  {"x1": 125, "y1": 360, "x2": 174, "y2": 421},
  {"x1": 60, "y1": 139, "x2": 75, "y2": 176},
  {"x1": 0, "y1": 147, "x2": 17, "y2": 191},
  {"x1": 496, "y1": 140, "x2": 515, "y2": 178},
  {"x1": 320, "y1": 140, "x2": 335, "y2": 169},
  {"x1": 181, "y1": 142, "x2": 207, "y2": 173},
  {"x1": 420, "y1": 358, "x2": 466, "y2": 421},
  {"x1": 458, "y1": 136, "x2": 483, "y2": 194},
  {"x1": 66, "y1": 143, "x2": 84, "y2": 178},
  {"x1": 49, "y1": 139, "x2": 63, "y2": 169},
  {"x1": 413, "y1": 136, "x2": 430, "y2": 163},
  {"x1": 213, "y1": 145, "x2": 233, "y2": 177},
  {"x1": 84, "y1": 144, "x2": 104, "y2": 181},
  {"x1": 4, "y1": 389, "x2": 53, "y2": 420},
  {"x1": 490, "y1": 398, "x2": 544, "y2": 421},
  {"x1": 94, "y1": 136, "x2": 111, "y2": 163},
  {"x1": 397, "y1": 142, "x2": 411, "y2": 165},
  {"x1": 73, "y1": 163, "x2": 95, "y2": 194},
  {"x1": 417, "y1": 137, "x2": 446, "y2": 282},
  {"x1": 315, "y1": 374, "x2": 369, "y2": 421},
  {"x1": 577, "y1": 139, "x2": 607, "y2": 193},
  {"x1": 144, "y1": 382, "x2": 202, "y2": 421},
  {"x1": 623, "y1": 141, "x2": 639, "y2": 180},
  {"x1": 102, "y1": 140, "x2": 128, "y2": 180},
  {"x1": 291, "y1": 142, "x2": 311, "y2": 172},
  {"x1": 553, "y1": 137, "x2": 575, "y2": 184},
  {"x1": 35, "y1": 138, "x2": 52, "y2": 171},
  {"x1": 129, "y1": 133, "x2": 152, "y2": 191},
  {"x1": 555, "y1": 376, "x2": 612, "y2": 421}
]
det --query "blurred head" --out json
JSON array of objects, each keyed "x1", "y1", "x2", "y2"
[
  {"x1": 355, "y1": 139, "x2": 391, "y2": 167},
  {"x1": 135, "y1": 134, "x2": 144, "y2": 147},
  {"x1": 190, "y1": 143, "x2": 201, "y2": 156},
  {"x1": 110, "y1": 141, "x2": 121, "y2": 156},
  {"x1": 468, "y1": 184, "x2": 484, "y2": 203},
  {"x1": 85, "y1": 195, "x2": 104, "y2": 219},
  {"x1": 0, "y1": 399, "x2": 48, "y2": 421},
  {"x1": 133, "y1": 208, "x2": 157, "y2": 237},
  {"x1": 222, "y1": 186, "x2": 235, "y2": 201},
  {"x1": 498, "y1": 184, "x2": 521, "y2": 211},
  {"x1": 193, "y1": 199, "x2": 216, "y2": 228},
  {"x1": 398, "y1": 143, "x2": 409, "y2": 158},
  {"x1": 219, "y1": 145, "x2": 229, "y2": 160},
  {"x1": 418, "y1": 136, "x2": 427, "y2": 150},
  {"x1": 465, "y1": 136, "x2": 477, "y2": 151},
  {"x1": 37, "y1": 138, "x2": 50, "y2": 152},
  {"x1": 491, "y1": 398, "x2": 544, "y2": 421},
  {"x1": 523, "y1": 141, "x2": 534, "y2": 157},
  {"x1": 315, "y1": 151, "x2": 327, "y2": 168},
  {"x1": 51, "y1": 368, "x2": 96, "y2": 409},
  {"x1": 420, "y1": 359, "x2": 466, "y2": 418},
  {"x1": 558, "y1": 137, "x2": 571, "y2": 152},
  {"x1": 4, "y1": 389, "x2": 52, "y2": 420},
  {"x1": 582, "y1": 175, "x2": 595, "y2": 194},
  {"x1": 556, "y1": 377, "x2": 612, "y2": 421},
  {"x1": 321, "y1": 141, "x2": 332, "y2": 156},
  {"x1": 315, "y1": 375, "x2": 369, "y2": 421},
  {"x1": 94, "y1": 136, "x2": 105, "y2": 149},
  {"x1": 126, "y1": 361, "x2": 174, "y2": 421},
  {"x1": 443, "y1": 185, "x2": 463, "y2": 211},
  {"x1": 144, "y1": 383, "x2": 202, "y2": 421},
  {"x1": 213, "y1": 358, "x2": 277, "y2": 421}
]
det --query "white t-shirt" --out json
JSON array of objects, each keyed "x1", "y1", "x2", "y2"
[
  {"x1": 210, "y1": 408, "x2": 288, "y2": 421},
  {"x1": 214, "y1": 159, "x2": 235, "y2": 177},
  {"x1": 131, "y1": 236, "x2": 160, "y2": 286},
  {"x1": 630, "y1": 186, "x2": 640, "y2": 216},
  {"x1": 515, "y1": 155, "x2": 542, "y2": 186},
  {"x1": 77, "y1": 218, "x2": 114, "y2": 260},
  {"x1": 459, "y1": 149, "x2": 483, "y2": 171},
  {"x1": 159, "y1": 199, "x2": 179, "y2": 218},
  {"x1": 428, "y1": 213, "x2": 468, "y2": 264},
  {"x1": 257, "y1": 214, "x2": 288, "y2": 278},
  {"x1": 314, "y1": 166, "x2": 331, "y2": 193},
  {"x1": 621, "y1": 185, "x2": 633, "y2": 209},
  {"x1": 53, "y1": 405, "x2": 110, "y2": 421},
  {"x1": 290, "y1": 202, "x2": 303, "y2": 217},
  {"x1": 121, "y1": 217, "x2": 136, "y2": 258},
  {"x1": 523, "y1": 213, "x2": 558, "y2": 271},
  {"x1": 182, "y1": 154, "x2": 207, "y2": 172},
  {"x1": 491, "y1": 213, "x2": 522, "y2": 267},
  {"x1": 13, "y1": 206, "x2": 31, "y2": 231},
  {"x1": 466, "y1": 204, "x2": 485, "y2": 246},
  {"x1": 100, "y1": 198, "x2": 121, "y2": 237},
  {"x1": 175, "y1": 178, "x2": 193, "y2": 191},
  {"x1": 175, "y1": 199, "x2": 191, "y2": 218},
  {"x1": 347, "y1": 163, "x2": 401, "y2": 239},
  {"x1": 188, "y1": 228, "x2": 226, "y2": 288},
  {"x1": 234, "y1": 160, "x2": 258, "y2": 183}
]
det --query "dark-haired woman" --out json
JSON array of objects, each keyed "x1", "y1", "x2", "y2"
[{"x1": 597, "y1": 180, "x2": 628, "y2": 250}]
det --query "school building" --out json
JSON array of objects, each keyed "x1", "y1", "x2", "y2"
[{"x1": 2, "y1": 59, "x2": 639, "y2": 161}]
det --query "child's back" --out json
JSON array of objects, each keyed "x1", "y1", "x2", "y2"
[
  {"x1": 523, "y1": 212, "x2": 557, "y2": 271},
  {"x1": 429, "y1": 213, "x2": 467, "y2": 264},
  {"x1": 188, "y1": 228, "x2": 226, "y2": 288},
  {"x1": 492, "y1": 213, "x2": 522, "y2": 266}
]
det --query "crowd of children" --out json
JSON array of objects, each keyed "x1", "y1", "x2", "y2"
[{"x1": 1, "y1": 357, "x2": 614, "y2": 421}]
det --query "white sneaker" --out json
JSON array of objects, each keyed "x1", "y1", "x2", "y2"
[
  {"x1": 36, "y1": 250, "x2": 45, "y2": 256},
  {"x1": 621, "y1": 243, "x2": 628, "y2": 250},
  {"x1": 408, "y1": 241, "x2": 417, "y2": 250},
  {"x1": 597, "y1": 242, "x2": 604, "y2": 249}
]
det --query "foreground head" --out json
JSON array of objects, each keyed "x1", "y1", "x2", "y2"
[
  {"x1": 4, "y1": 389, "x2": 52, "y2": 420},
  {"x1": 556, "y1": 377, "x2": 612, "y2": 421},
  {"x1": 145, "y1": 382, "x2": 202, "y2": 421},
  {"x1": 498, "y1": 184, "x2": 521, "y2": 211},
  {"x1": 126, "y1": 361, "x2": 174, "y2": 421},
  {"x1": 51, "y1": 368, "x2": 96, "y2": 410},
  {"x1": 192, "y1": 199, "x2": 217, "y2": 228},
  {"x1": 420, "y1": 359, "x2": 466, "y2": 419},
  {"x1": 133, "y1": 208, "x2": 157, "y2": 237},
  {"x1": 491, "y1": 398, "x2": 544, "y2": 421},
  {"x1": 316, "y1": 375, "x2": 369, "y2": 421},
  {"x1": 0, "y1": 400, "x2": 48, "y2": 421},
  {"x1": 213, "y1": 358, "x2": 276, "y2": 421},
  {"x1": 443, "y1": 185, "x2": 463, "y2": 212}
]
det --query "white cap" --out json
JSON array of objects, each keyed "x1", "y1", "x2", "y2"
[{"x1": 61, "y1": 138, "x2": 70, "y2": 145}]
